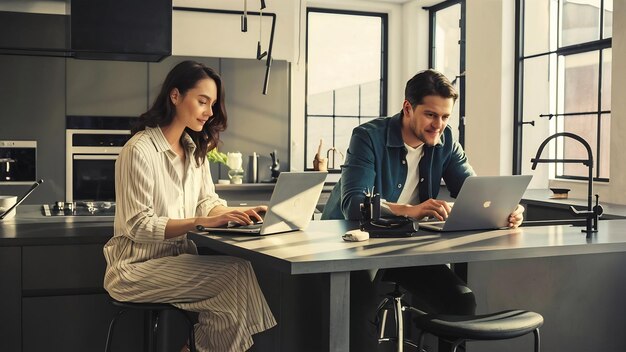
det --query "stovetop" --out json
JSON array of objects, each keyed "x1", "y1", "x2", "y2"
[{"x1": 42, "y1": 201, "x2": 116, "y2": 217}]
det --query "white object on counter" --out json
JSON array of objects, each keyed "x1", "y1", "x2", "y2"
[
  {"x1": 217, "y1": 179, "x2": 230, "y2": 185},
  {"x1": 0, "y1": 195, "x2": 17, "y2": 220},
  {"x1": 226, "y1": 152, "x2": 243, "y2": 170}
]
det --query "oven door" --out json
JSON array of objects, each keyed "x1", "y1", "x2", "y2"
[{"x1": 69, "y1": 154, "x2": 118, "y2": 202}]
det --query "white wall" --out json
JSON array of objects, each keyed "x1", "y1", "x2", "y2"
[
  {"x1": 605, "y1": 0, "x2": 626, "y2": 204},
  {"x1": 172, "y1": 0, "x2": 296, "y2": 61},
  {"x1": 464, "y1": 0, "x2": 515, "y2": 177}
]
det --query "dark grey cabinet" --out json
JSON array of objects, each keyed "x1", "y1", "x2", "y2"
[
  {"x1": 0, "y1": 243, "x2": 143, "y2": 352},
  {"x1": 22, "y1": 294, "x2": 142, "y2": 352},
  {"x1": 0, "y1": 247, "x2": 21, "y2": 352},
  {"x1": 66, "y1": 60, "x2": 148, "y2": 116}
]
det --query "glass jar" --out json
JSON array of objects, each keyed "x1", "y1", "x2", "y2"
[{"x1": 228, "y1": 168, "x2": 244, "y2": 184}]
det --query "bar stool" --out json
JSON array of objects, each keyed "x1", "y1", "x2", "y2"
[
  {"x1": 411, "y1": 308, "x2": 544, "y2": 352},
  {"x1": 104, "y1": 299, "x2": 197, "y2": 352},
  {"x1": 376, "y1": 291, "x2": 544, "y2": 352},
  {"x1": 374, "y1": 283, "x2": 419, "y2": 351}
]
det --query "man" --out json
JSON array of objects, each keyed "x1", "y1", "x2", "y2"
[{"x1": 322, "y1": 69, "x2": 524, "y2": 351}]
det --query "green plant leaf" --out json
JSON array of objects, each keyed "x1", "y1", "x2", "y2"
[{"x1": 207, "y1": 148, "x2": 228, "y2": 166}]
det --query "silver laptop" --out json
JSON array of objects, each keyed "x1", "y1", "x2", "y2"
[
  {"x1": 196, "y1": 171, "x2": 327, "y2": 235},
  {"x1": 419, "y1": 175, "x2": 532, "y2": 232}
]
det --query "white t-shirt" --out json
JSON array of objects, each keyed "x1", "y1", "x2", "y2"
[{"x1": 396, "y1": 143, "x2": 424, "y2": 205}]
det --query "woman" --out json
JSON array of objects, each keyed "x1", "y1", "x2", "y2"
[{"x1": 103, "y1": 60, "x2": 276, "y2": 352}]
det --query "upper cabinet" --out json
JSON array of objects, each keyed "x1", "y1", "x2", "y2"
[
  {"x1": 0, "y1": 0, "x2": 172, "y2": 62},
  {"x1": 66, "y1": 60, "x2": 148, "y2": 116},
  {"x1": 172, "y1": 0, "x2": 296, "y2": 62},
  {"x1": 71, "y1": 0, "x2": 171, "y2": 62}
]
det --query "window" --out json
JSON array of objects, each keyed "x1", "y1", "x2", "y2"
[
  {"x1": 514, "y1": 0, "x2": 612, "y2": 181},
  {"x1": 427, "y1": 0, "x2": 465, "y2": 146},
  {"x1": 305, "y1": 9, "x2": 387, "y2": 171}
]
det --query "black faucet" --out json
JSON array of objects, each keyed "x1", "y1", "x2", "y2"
[{"x1": 530, "y1": 132, "x2": 603, "y2": 237}]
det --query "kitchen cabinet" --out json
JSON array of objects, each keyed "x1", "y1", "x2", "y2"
[
  {"x1": 22, "y1": 294, "x2": 142, "y2": 352},
  {"x1": 0, "y1": 247, "x2": 21, "y2": 352},
  {"x1": 66, "y1": 60, "x2": 148, "y2": 116},
  {"x1": 0, "y1": 55, "x2": 66, "y2": 203},
  {"x1": 0, "y1": 212, "x2": 199, "y2": 352}
]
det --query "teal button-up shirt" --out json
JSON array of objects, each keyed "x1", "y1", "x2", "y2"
[{"x1": 321, "y1": 112, "x2": 475, "y2": 220}]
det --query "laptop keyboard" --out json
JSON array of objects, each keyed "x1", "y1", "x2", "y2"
[{"x1": 227, "y1": 221, "x2": 263, "y2": 229}]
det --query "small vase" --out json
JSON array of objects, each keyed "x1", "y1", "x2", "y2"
[{"x1": 228, "y1": 168, "x2": 244, "y2": 184}]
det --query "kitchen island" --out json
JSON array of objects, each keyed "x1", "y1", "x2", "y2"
[
  {"x1": 3, "y1": 198, "x2": 626, "y2": 352},
  {"x1": 190, "y1": 219, "x2": 626, "y2": 352},
  {"x1": 0, "y1": 205, "x2": 143, "y2": 352}
]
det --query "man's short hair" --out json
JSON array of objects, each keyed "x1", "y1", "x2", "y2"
[{"x1": 404, "y1": 69, "x2": 458, "y2": 108}]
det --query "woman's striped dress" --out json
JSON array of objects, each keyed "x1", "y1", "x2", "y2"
[{"x1": 103, "y1": 127, "x2": 276, "y2": 351}]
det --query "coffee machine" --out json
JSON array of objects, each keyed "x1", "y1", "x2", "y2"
[{"x1": 0, "y1": 141, "x2": 37, "y2": 185}]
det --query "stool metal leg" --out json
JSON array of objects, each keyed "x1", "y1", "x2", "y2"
[
  {"x1": 416, "y1": 331, "x2": 425, "y2": 352},
  {"x1": 144, "y1": 310, "x2": 159, "y2": 352},
  {"x1": 151, "y1": 310, "x2": 161, "y2": 352},
  {"x1": 534, "y1": 328, "x2": 541, "y2": 352},
  {"x1": 394, "y1": 295, "x2": 404, "y2": 352},
  {"x1": 105, "y1": 309, "x2": 128, "y2": 352},
  {"x1": 379, "y1": 308, "x2": 389, "y2": 339},
  {"x1": 451, "y1": 339, "x2": 464, "y2": 352},
  {"x1": 179, "y1": 309, "x2": 197, "y2": 352}
]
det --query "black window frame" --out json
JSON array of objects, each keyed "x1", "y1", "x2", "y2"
[
  {"x1": 304, "y1": 8, "x2": 388, "y2": 172},
  {"x1": 513, "y1": 0, "x2": 612, "y2": 181},
  {"x1": 425, "y1": 0, "x2": 466, "y2": 147}
]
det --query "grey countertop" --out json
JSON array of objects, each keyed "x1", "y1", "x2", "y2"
[
  {"x1": 0, "y1": 205, "x2": 113, "y2": 246},
  {"x1": 189, "y1": 219, "x2": 626, "y2": 275},
  {"x1": 522, "y1": 189, "x2": 626, "y2": 217}
]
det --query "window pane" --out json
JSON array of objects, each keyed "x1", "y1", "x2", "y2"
[
  {"x1": 308, "y1": 90, "x2": 333, "y2": 115},
  {"x1": 332, "y1": 117, "x2": 361, "y2": 169},
  {"x1": 335, "y1": 85, "x2": 359, "y2": 116},
  {"x1": 556, "y1": 115, "x2": 597, "y2": 178},
  {"x1": 307, "y1": 12, "x2": 381, "y2": 111},
  {"x1": 434, "y1": 4, "x2": 460, "y2": 80},
  {"x1": 560, "y1": 0, "x2": 601, "y2": 47},
  {"x1": 306, "y1": 116, "x2": 333, "y2": 169},
  {"x1": 306, "y1": 11, "x2": 384, "y2": 169},
  {"x1": 601, "y1": 48, "x2": 611, "y2": 111},
  {"x1": 524, "y1": 0, "x2": 554, "y2": 56},
  {"x1": 604, "y1": 0, "x2": 613, "y2": 38},
  {"x1": 433, "y1": 4, "x2": 461, "y2": 143},
  {"x1": 360, "y1": 80, "x2": 381, "y2": 117},
  {"x1": 562, "y1": 52, "x2": 599, "y2": 113},
  {"x1": 599, "y1": 113, "x2": 610, "y2": 178}
]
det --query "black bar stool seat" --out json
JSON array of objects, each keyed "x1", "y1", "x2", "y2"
[
  {"x1": 105, "y1": 299, "x2": 196, "y2": 352},
  {"x1": 412, "y1": 309, "x2": 544, "y2": 352}
]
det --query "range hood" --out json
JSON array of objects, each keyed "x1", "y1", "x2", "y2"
[{"x1": 0, "y1": 0, "x2": 171, "y2": 62}]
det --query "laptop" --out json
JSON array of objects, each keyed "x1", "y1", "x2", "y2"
[
  {"x1": 419, "y1": 175, "x2": 532, "y2": 232},
  {"x1": 196, "y1": 171, "x2": 327, "y2": 235}
]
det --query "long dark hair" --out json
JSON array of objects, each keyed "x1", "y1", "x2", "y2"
[
  {"x1": 404, "y1": 69, "x2": 458, "y2": 108},
  {"x1": 132, "y1": 60, "x2": 227, "y2": 165}
]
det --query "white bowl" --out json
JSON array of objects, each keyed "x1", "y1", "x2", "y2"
[{"x1": 0, "y1": 195, "x2": 17, "y2": 220}]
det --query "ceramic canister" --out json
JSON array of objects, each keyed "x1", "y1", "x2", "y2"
[{"x1": 0, "y1": 195, "x2": 17, "y2": 220}]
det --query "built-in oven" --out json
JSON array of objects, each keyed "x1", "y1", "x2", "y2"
[{"x1": 65, "y1": 116, "x2": 136, "y2": 202}]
